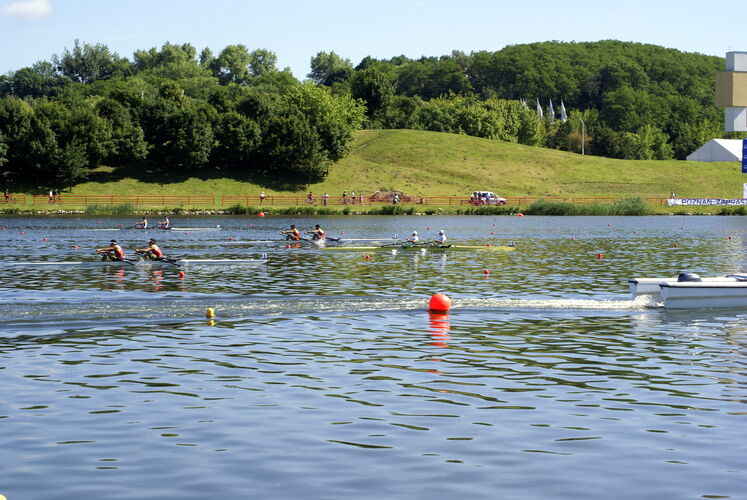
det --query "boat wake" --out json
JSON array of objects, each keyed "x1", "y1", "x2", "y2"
[{"x1": 0, "y1": 294, "x2": 658, "y2": 338}]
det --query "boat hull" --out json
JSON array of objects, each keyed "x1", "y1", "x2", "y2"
[
  {"x1": 629, "y1": 275, "x2": 747, "y2": 302},
  {"x1": 660, "y1": 281, "x2": 747, "y2": 309},
  {"x1": 4, "y1": 258, "x2": 266, "y2": 268},
  {"x1": 322, "y1": 244, "x2": 516, "y2": 252}
]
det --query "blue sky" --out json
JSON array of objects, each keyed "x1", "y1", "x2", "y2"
[{"x1": 0, "y1": 0, "x2": 742, "y2": 79}]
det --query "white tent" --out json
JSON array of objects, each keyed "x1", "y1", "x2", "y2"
[{"x1": 686, "y1": 139, "x2": 743, "y2": 162}]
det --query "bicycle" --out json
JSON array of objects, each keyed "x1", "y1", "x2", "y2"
[{"x1": 1, "y1": 195, "x2": 16, "y2": 204}]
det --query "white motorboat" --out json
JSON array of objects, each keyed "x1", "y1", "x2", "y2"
[{"x1": 629, "y1": 272, "x2": 747, "y2": 308}]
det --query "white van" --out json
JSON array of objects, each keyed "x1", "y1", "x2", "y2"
[{"x1": 469, "y1": 191, "x2": 506, "y2": 205}]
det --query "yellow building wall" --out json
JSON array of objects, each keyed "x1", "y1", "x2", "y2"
[{"x1": 716, "y1": 72, "x2": 747, "y2": 106}]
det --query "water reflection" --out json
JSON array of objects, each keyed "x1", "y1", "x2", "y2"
[{"x1": 2, "y1": 215, "x2": 747, "y2": 499}]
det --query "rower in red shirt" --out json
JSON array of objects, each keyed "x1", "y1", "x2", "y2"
[
  {"x1": 281, "y1": 224, "x2": 301, "y2": 241},
  {"x1": 96, "y1": 240, "x2": 126, "y2": 261},
  {"x1": 135, "y1": 238, "x2": 164, "y2": 260}
]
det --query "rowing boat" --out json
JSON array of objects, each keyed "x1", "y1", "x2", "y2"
[
  {"x1": 86, "y1": 226, "x2": 221, "y2": 232},
  {"x1": 321, "y1": 243, "x2": 516, "y2": 252},
  {"x1": 3, "y1": 258, "x2": 267, "y2": 268}
]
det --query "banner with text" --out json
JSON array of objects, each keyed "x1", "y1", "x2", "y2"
[{"x1": 667, "y1": 198, "x2": 747, "y2": 206}]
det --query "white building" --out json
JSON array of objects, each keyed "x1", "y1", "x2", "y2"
[{"x1": 686, "y1": 139, "x2": 743, "y2": 162}]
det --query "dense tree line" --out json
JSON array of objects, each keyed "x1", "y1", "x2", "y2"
[
  {"x1": 309, "y1": 41, "x2": 745, "y2": 159},
  {"x1": 0, "y1": 41, "x2": 364, "y2": 187},
  {"x1": 0, "y1": 40, "x2": 743, "y2": 188}
]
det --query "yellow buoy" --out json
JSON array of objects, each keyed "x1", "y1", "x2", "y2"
[{"x1": 205, "y1": 307, "x2": 215, "y2": 318}]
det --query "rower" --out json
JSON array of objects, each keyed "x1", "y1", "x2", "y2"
[
  {"x1": 436, "y1": 230, "x2": 446, "y2": 243},
  {"x1": 135, "y1": 216, "x2": 148, "y2": 229},
  {"x1": 135, "y1": 238, "x2": 164, "y2": 260},
  {"x1": 96, "y1": 240, "x2": 126, "y2": 261},
  {"x1": 406, "y1": 231, "x2": 419, "y2": 244},
  {"x1": 281, "y1": 224, "x2": 301, "y2": 241},
  {"x1": 307, "y1": 224, "x2": 326, "y2": 241},
  {"x1": 157, "y1": 216, "x2": 170, "y2": 229}
]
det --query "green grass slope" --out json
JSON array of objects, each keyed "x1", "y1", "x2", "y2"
[
  {"x1": 328, "y1": 130, "x2": 744, "y2": 199},
  {"x1": 63, "y1": 129, "x2": 745, "y2": 201}
]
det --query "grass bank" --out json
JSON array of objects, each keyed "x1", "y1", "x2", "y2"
[{"x1": 4, "y1": 129, "x2": 745, "y2": 215}]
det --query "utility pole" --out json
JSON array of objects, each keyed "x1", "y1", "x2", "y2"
[{"x1": 580, "y1": 118, "x2": 585, "y2": 156}]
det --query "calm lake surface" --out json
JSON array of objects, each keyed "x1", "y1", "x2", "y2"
[{"x1": 1, "y1": 215, "x2": 746, "y2": 499}]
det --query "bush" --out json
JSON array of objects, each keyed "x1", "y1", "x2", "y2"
[
  {"x1": 610, "y1": 197, "x2": 651, "y2": 215},
  {"x1": 84, "y1": 203, "x2": 136, "y2": 215}
]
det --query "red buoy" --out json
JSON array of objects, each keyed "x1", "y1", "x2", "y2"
[
  {"x1": 258, "y1": 212, "x2": 265, "y2": 217},
  {"x1": 597, "y1": 253, "x2": 603, "y2": 259},
  {"x1": 517, "y1": 213, "x2": 524, "y2": 217},
  {"x1": 179, "y1": 271, "x2": 185, "y2": 279},
  {"x1": 483, "y1": 269, "x2": 490, "y2": 275},
  {"x1": 673, "y1": 243, "x2": 679, "y2": 248},
  {"x1": 429, "y1": 293, "x2": 452, "y2": 313}
]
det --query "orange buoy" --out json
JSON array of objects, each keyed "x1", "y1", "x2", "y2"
[
  {"x1": 597, "y1": 253, "x2": 603, "y2": 259},
  {"x1": 179, "y1": 271, "x2": 185, "y2": 279},
  {"x1": 364, "y1": 254, "x2": 371, "y2": 261},
  {"x1": 517, "y1": 213, "x2": 524, "y2": 217},
  {"x1": 72, "y1": 245, "x2": 79, "y2": 249},
  {"x1": 483, "y1": 269, "x2": 490, "y2": 275},
  {"x1": 285, "y1": 244, "x2": 291, "y2": 249},
  {"x1": 228, "y1": 236, "x2": 234, "y2": 241},
  {"x1": 43, "y1": 237, "x2": 48, "y2": 241},
  {"x1": 673, "y1": 243, "x2": 679, "y2": 248},
  {"x1": 429, "y1": 293, "x2": 452, "y2": 313},
  {"x1": 258, "y1": 212, "x2": 265, "y2": 217}
]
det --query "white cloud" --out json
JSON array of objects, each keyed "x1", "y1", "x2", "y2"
[{"x1": 1, "y1": 0, "x2": 53, "y2": 19}]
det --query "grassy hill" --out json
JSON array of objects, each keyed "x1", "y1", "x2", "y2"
[{"x1": 21, "y1": 129, "x2": 747, "y2": 212}]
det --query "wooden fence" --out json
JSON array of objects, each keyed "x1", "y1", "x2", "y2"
[{"x1": 30, "y1": 195, "x2": 215, "y2": 206}]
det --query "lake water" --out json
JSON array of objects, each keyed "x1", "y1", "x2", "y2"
[{"x1": 1, "y1": 215, "x2": 746, "y2": 499}]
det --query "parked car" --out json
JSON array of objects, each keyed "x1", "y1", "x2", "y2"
[{"x1": 469, "y1": 191, "x2": 506, "y2": 205}]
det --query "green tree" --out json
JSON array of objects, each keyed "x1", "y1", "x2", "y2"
[
  {"x1": 211, "y1": 110, "x2": 261, "y2": 168},
  {"x1": 350, "y1": 67, "x2": 394, "y2": 123},
  {"x1": 54, "y1": 39, "x2": 128, "y2": 84},
  {"x1": 210, "y1": 44, "x2": 252, "y2": 85},
  {"x1": 248, "y1": 49, "x2": 278, "y2": 77},
  {"x1": 308, "y1": 51, "x2": 353, "y2": 86}
]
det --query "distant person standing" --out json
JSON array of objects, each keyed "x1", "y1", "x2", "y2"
[
  {"x1": 342, "y1": 190, "x2": 347, "y2": 204},
  {"x1": 260, "y1": 191, "x2": 267, "y2": 205},
  {"x1": 323, "y1": 193, "x2": 329, "y2": 205},
  {"x1": 48, "y1": 189, "x2": 54, "y2": 203}
]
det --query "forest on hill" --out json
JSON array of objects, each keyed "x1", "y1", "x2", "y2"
[{"x1": 0, "y1": 39, "x2": 743, "y2": 189}]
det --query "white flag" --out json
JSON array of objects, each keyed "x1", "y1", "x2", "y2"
[
  {"x1": 548, "y1": 99, "x2": 555, "y2": 125},
  {"x1": 536, "y1": 98, "x2": 543, "y2": 118},
  {"x1": 560, "y1": 99, "x2": 568, "y2": 122}
]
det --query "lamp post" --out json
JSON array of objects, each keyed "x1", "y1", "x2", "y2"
[{"x1": 580, "y1": 118, "x2": 585, "y2": 156}]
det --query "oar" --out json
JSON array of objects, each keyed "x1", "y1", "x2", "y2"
[
  {"x1": 157, "y1": 257, "x2": 181, "y2": 266},
  {"x1": 95, "y1": 251, "x2": 136, "y2": 266}
]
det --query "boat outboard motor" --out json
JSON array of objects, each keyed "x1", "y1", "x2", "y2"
[{"x1": 677, "y1": 271, "x2": 702, "y2": 282}]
